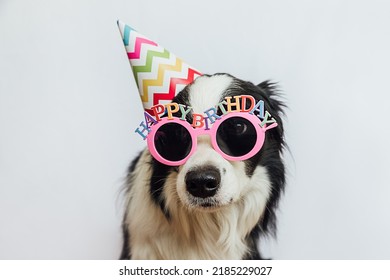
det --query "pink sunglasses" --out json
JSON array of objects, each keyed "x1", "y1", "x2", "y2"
[{"x1": 146, "y1": 112, "x2": 277, "y2": 166}]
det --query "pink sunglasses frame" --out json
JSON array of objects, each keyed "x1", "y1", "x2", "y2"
[{"x1": 146, "y1": 112, "x2": 278, "y2": 166}]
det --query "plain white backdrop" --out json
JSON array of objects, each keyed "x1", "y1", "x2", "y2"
[{"x1": 1, "y1": 0, "x2": 389, "y2": 259}]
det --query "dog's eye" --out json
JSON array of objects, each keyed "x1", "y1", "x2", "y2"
[
  {"x1": 216, "y1": 117, "x2": 257, "y2": 157},
  {"x1": 232, "y1": 122, "x2": 248, "y2": 135},
  {"x1": 222, "y1": 119, "x2": 248, "y2": 136},
  {"x1": 154, "y1": 123, "x2": 192, "y2": 162}
]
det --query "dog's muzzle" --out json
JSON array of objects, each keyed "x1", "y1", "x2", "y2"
[{"x1": 185, "y1": 166, "x2": 221, "y2": 198}]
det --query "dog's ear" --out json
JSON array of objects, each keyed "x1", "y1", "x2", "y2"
[
  {"x1": 256, "y1": 80, "x2": 284, "y2": 116},
  {"x1": 255, "y1": 80, "x2": 286, "y2": 149}
]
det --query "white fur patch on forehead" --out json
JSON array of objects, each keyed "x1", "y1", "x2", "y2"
[{"x1": 188, "y1": 75, "x2": 234, "y2": 113}]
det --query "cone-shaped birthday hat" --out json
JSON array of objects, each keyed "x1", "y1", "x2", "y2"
[{"x1": 117, "y1": 21, "x2": 202, "y2": 113}]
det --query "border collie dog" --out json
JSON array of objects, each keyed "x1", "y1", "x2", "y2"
[{"x1": 120, "y1": 73, "x2": 286, "y2": 260}]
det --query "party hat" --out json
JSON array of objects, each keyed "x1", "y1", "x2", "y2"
[{"x1": 117, "y1": 21, "x2": 202, "y2": 114}]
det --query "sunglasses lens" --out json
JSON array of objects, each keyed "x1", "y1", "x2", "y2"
[
  {"x1": 216, "y1": 117, "x2": 257, "y2": 157},
  {"x1": 154, "y1": 123, "x2": 192, "y2": 162}
]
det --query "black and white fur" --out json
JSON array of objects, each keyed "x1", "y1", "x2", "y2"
[{"x1": 120, "y1": 73, "x2": 286, "y2": 260}]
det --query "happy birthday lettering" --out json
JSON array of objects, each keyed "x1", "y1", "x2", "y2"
[{"x1": 135, "y1": 95, "x2": 276, "y2": 139}]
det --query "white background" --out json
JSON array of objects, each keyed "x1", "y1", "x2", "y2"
[{"x1": 1, "y1": 0, "x2": 389, "y2": 259}]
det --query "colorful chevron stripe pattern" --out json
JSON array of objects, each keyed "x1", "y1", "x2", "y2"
[{"x1": 117, "y1": 21, "x2": 202, "y2": 113}]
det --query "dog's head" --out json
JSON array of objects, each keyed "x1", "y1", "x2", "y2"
[{"x1": 145, "y1": 73, "x2": 286, "y2": 235}]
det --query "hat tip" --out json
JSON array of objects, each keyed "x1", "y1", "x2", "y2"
[{"x1": 116, "y1": 20, "x2": 135, "y2": 33}]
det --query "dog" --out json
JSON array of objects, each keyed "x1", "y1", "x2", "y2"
[{"x1": 119, "y1": 73, "x2": 286, "y2": 259}]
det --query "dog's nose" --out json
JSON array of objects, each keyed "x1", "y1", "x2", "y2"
[{"x1": 185, "y1": 166, "x2": 221, "y2": 198}]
